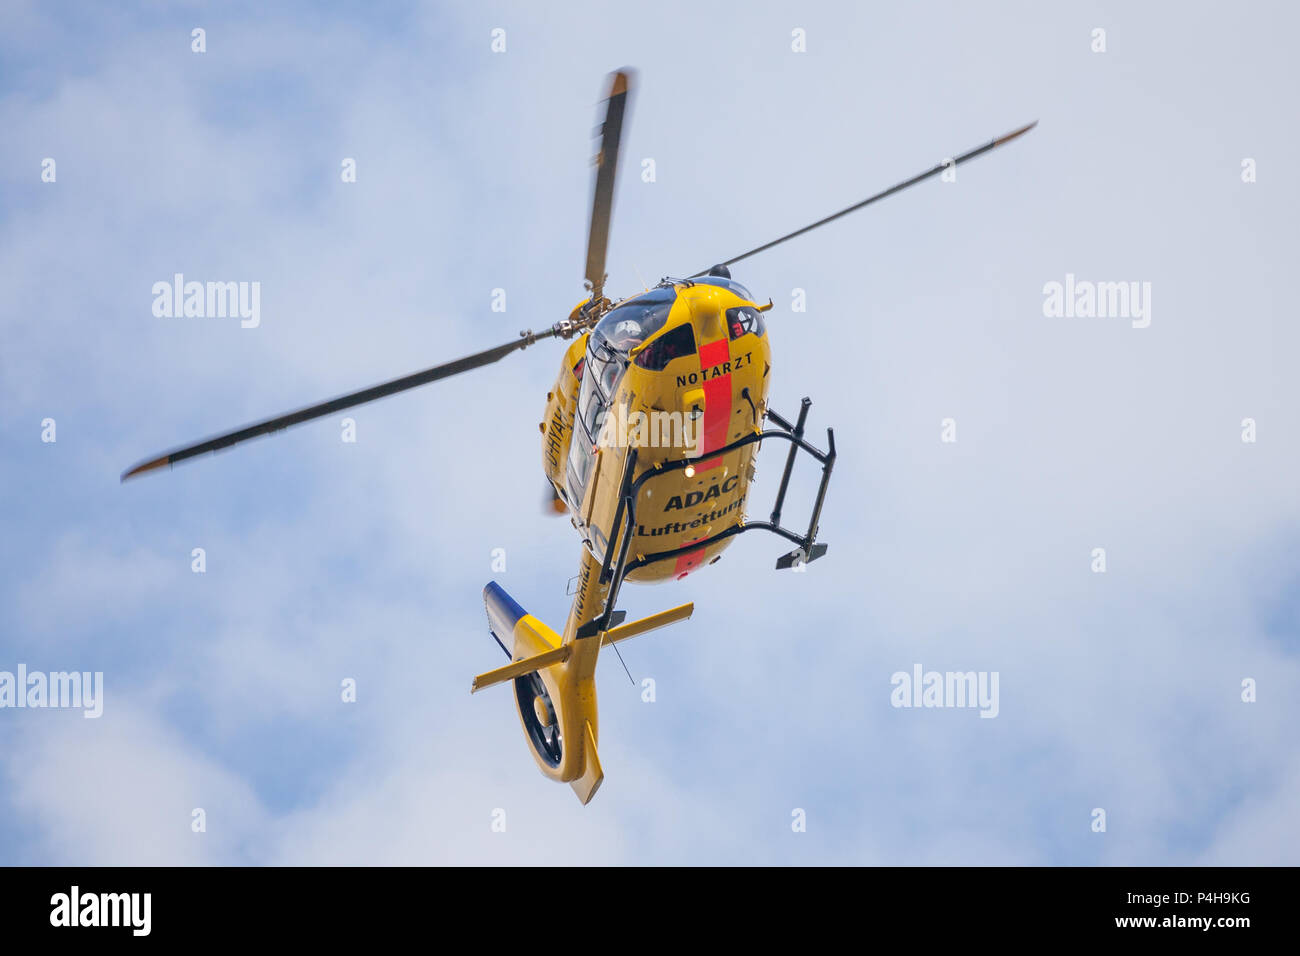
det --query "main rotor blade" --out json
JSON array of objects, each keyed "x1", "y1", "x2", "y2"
[
  {"x1": 692, "y1": 120, "x2": 1037, "y2": 277},
  {"x1": 584, "y1": 69, "x2": 633, "y2": 298},
  {"x1": 121, "y1": 329, "x2": 556, "y2": 481}
]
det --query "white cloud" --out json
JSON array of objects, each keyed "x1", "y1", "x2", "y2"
[{"x1": 2, "y1": 0, "x2": 1298, "y2": 866}]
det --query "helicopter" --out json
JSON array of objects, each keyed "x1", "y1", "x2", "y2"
[{"x1": 122, "y1": 69, "x2": 1035, "y2": 804}]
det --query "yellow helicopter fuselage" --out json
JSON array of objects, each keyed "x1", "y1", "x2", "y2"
[
  {"x1": 542, "y1": 277, "x2": 772, "y2": 590},
  {"x1": 481, "y1": 276, "x2": 774, "y2": 800}
]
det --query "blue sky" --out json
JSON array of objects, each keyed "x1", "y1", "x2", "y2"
[{"x1": 1, "y1": 0, "x2": 1297, "y2": 864}]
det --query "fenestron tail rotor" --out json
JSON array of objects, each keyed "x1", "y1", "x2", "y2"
[
  {"x1": 691, "y1": 120, "x2": 1037, "y2": 277},
  {"x1": 121, "y1": 328, "x2": 557, "y2": 480},
  {"x1": 583, "y1": 69, "x2": 633, "y2": 305}
]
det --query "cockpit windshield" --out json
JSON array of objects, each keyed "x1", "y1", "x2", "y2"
[
  {"x1": 580, "y1": 285, "x2": 679, "y2": 432},
  {"x1": 567, "y1": 288, "x2": 678, "y2": 507},
  {"x1": 591, "y1": 286, "x2": 677, "y2": 355}
]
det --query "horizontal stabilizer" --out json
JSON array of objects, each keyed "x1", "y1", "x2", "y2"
[
  {"x1": 471, "y1": 644, "x2": 570, "y2": 694},
  {"x1": 472, "y1": 602, "x2": 694, "y2": 693},
  {"x1": 602, "y1": 602, "x2": 694, "y2": 645}
]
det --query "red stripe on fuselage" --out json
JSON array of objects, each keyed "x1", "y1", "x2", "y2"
[
  {"x1": 698, "y1": 338, "x2": 730, "y2": 369},
  {"x1": 673, "y1": 535, "x2": 708, "y2": 578},
  {"x1": 697, "y1": 338, "x2": 731, "y2": 472},
  {"x1": 672, "y1": 338, "x2": 733, "y2": 579}
]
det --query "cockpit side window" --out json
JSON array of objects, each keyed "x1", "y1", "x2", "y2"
[
  {"x1": 566, "y1": 432, "x2": 596, "y2": 505},
  {"x1": 582, "y1": 338, "x2": 623, "y2": 428},
  {"x1": 634, "y1": 322, "x2": 697, "y2": 371},
  {"x1": 580, "y1": 370, "x2": 607, "y2": 436},
  {"x1": 726, "y1": 305, "x2": 766, "y2": 340}
]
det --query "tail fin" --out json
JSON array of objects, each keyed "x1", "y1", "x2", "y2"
[{"x1": 483, "y1": 581, "x2": 530, "y2": 659}]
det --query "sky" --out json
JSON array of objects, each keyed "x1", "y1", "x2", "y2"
[{"x1": 1, "y1": 0, "x2": 1297, "y2": 865}]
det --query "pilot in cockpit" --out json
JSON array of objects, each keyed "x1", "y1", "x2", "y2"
[{"x1": 608, "y1": 318, "x2": 645, "y2": 351}]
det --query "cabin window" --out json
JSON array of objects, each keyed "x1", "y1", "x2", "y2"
[
  {"x1": 634, "y1": 322, "x2": 697, "y2": 371},
  {"x1": 726, "y1": 305, "x2": 766, "y2": 341}
]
